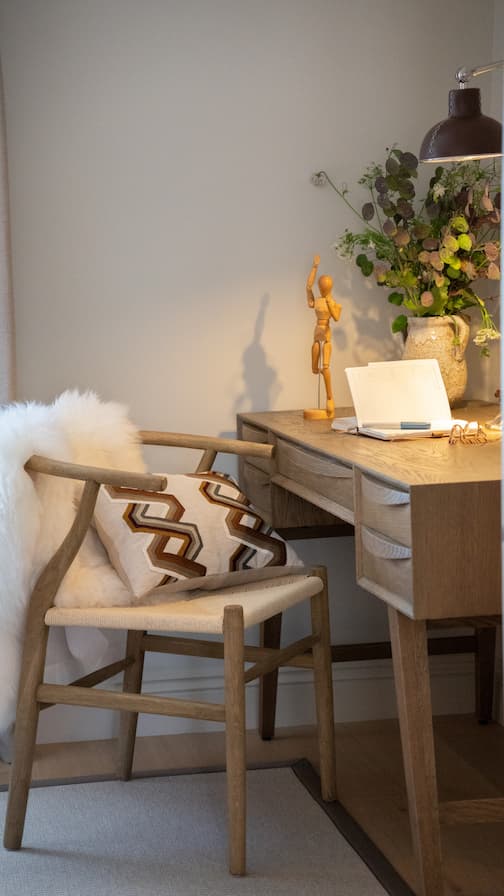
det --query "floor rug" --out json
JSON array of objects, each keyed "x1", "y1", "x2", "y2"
[{"x1": 0, "y1": 760, "x2": 413, "y2": 896}]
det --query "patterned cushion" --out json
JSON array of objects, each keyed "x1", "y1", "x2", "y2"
[{"x1": 94, "y1": 471, "x2": 302, "y2": 599}]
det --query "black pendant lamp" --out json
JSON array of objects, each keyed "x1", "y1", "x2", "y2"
[{"x1": 420, "y1": 60, "x2": 504, "y2": 163}]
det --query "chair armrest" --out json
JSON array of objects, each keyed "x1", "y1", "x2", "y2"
[
  {"x1": 26, "y1": 455, "x2": 167, "y2": 492},
  {"x1": 23, "y1": 459, "x2": 166, "y2": 619},
  {"x1": 139, "y1": 430, "x2": 274, "y2": 461}
]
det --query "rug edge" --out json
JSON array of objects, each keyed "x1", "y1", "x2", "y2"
[{"x1": 0, "y1": 756, "x2": 414, "y2": 895}]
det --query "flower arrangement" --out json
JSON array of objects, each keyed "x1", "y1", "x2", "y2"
[{"x1": 326, "y1": 148, "x2": 501, "y2": 354}]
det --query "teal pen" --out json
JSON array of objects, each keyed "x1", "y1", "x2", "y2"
[{"x1": 361, "y1": 421, "x2": 431, "y2": 430}]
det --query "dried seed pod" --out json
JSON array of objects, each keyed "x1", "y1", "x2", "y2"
[
  {"x1": 362, "y1": 202, "x2": 375, "y2": 221},
  {"x1": 383, "y1": 219, "x2": 397, "y2": 237},
  {"x1": 393, "y1": 229, "x2": 410, "y2": 247}
]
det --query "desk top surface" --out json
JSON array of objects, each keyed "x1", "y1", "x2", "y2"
[{"x1": 238, "y1": 401, "x2": 501, "y2": 489}]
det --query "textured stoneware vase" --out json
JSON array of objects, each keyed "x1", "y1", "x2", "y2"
[{"x1": 402, "y1": 315, "x2": 470, "y2": 407}]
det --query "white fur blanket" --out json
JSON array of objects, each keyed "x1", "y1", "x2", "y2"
[{"x1": 0, "y1": 391, "x2": 145, "y2": 748}]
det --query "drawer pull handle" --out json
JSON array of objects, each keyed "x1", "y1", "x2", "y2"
[
  {"x1": 361, "y1": 477, "x2": 410, "y2": 506},
  {"x1": 362, "y1": 527, "x2": 412, "y2": 560}
]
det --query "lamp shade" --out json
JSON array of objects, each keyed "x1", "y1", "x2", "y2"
[{"x1": 419, "y1": 88, "x2": 502, "y2": 163}]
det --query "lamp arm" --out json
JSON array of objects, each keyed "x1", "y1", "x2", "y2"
[{"x1": 456, "y1": 59, "x2": 504, "y2": 87}]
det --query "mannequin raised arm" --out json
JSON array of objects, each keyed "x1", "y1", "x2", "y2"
[{"x1": 306, "y1": 254, "x2": 320, "y2": 307}]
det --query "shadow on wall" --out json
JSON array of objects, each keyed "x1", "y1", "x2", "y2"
[
  {"x1": 333, "y1": 257, "x2": 400, "y2": 364},
  {"x1": 233, "y1": 293, "x2": 282, "y2": 414}
]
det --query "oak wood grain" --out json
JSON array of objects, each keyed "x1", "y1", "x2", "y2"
[
  {"x1": 140, "y1": 430, "x2": 274, "y2": 460},
  {"x1": 26, "y1": 455, "x2": 166, "y2": 491},
  {"x1": 388, "y1": 608, "x2": 444, "y2": 896},
  {"x1": 238, "y1": 404, "x2": 500, "y2": 488},
  {"x1": 36, "y1": 684, "x2": 227, "y2": 722}
]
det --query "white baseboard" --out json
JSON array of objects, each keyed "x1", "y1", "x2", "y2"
[{"x1": 36, "y1": 653, "x2": 475, "y2": 745}]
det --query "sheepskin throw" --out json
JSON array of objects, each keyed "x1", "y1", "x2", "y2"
[{"x1": 0, "y1": 390, "x2": 145, "y2": 739}]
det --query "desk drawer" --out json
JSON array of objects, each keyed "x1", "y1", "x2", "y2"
[
  {"x1": 359, "y1": 473, "x2": 411, "y2": 547},
  {"x1": 359, "y1": 525, "x2": 413, "y2": 605},
  {"x1": 240, "y1": 460, "x2": 272, "y2": 518},
  {"x1": 276, "y1": 439, "x2": 353, "y2": 512}
]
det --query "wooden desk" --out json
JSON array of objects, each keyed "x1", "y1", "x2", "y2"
[{"x1": 237, "y1": 403, "x2": 501, "y2": 896}]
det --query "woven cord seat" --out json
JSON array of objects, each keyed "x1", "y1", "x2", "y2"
[{"x1": 45, "y1": 573, "x2": 323, "y2": 634}]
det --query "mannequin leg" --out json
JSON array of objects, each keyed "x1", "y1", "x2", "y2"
[
  {"x1": 322, "y1": 341, "x2": 335, "y2": 417},
  {"x1": 305, "y1": 341, "x2": 331, "y2": 420}
]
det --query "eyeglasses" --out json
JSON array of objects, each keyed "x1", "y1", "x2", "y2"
[{"x1": 449, "y1": 422, "x2": 488, "y2": 445}]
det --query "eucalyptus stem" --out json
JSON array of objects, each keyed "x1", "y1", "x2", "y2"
[
  {"x1": 369, "y1": 185, "x2": 383, "y2": 231},
  {"x1": 319, "y1": 171, "x2": 382, "y2": 235}
]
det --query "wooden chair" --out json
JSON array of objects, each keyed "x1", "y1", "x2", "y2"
[{"x1": 3, "y1": 431, "x2": 337, "y2": 875}]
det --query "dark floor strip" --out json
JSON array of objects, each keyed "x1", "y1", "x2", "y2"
[{"x1": 292, "y1": 758, "x2": 415, "y2": 896}]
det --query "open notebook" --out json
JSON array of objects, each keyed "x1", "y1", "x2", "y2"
[{"x1": 332, "y1": 359, "x2": 466, "y2": 440}]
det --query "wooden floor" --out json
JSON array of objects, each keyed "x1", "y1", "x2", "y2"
[{"x1": 1, "y1": 715, "x2": 503, "y2": 895}]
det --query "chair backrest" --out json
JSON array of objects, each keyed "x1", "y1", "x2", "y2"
[
  {"x1": 23, "y1": 432, "x2": 274, "y2": 622},
  {"x1": 139, "y1": 430, "x2": 273, "y2": 474}
]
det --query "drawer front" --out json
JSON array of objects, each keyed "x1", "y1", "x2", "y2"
[
  {"x1": 276, "y1": 439, "x2": 353, "y2": 512},
  {"x1": 240, "y1": 422, "x2": 268, "y2": 444},
  {"x1": 239, "y1": 423, "x2": 271, "y2": 473},
  {"x1": 240, "y1": 460, "x2": 272, "y2": 518},
  {"x1": 359, "y1": 473, "x2": 411, "y2": 547},
  {"x1": 358, "y1": 525, "x2": 413, "y2": 605}
]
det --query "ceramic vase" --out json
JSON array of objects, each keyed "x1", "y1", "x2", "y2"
[{"x1": 402, "y1": 315, "x2": 470, "y2": 407}]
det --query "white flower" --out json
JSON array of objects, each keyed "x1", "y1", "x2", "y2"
[
  {"x1": 473, "y1": 327, "x2": 501, "y2": 347},
  {"x1": 332, "y1": 240, "x2": 351, "y2": 260},
  {"x1": 432, "y1": 183, "x2": 446, "y2": 201}
]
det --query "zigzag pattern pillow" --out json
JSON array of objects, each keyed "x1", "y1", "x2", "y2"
[{"x1": 95, "y1": 471, "x2": 301, "y2": 599}]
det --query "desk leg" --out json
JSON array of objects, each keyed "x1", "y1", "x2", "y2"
[
  {"x1": 475, "y1": 625, "x2": 497, "y2": 723},
  {"x1": 388, "y1": 608, "x2": 444, "y2": 896},
  {"x1": 258, "y1": 613, "x2": 282, "y2": 740}
]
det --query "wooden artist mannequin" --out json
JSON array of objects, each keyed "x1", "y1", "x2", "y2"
[{"x1": 304, "y1": 255, "x2": 342, "y2": 420}]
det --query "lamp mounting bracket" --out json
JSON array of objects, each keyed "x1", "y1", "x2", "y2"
[{"x1": 456, "y1": 59, "x2": 504, "y2": 87}]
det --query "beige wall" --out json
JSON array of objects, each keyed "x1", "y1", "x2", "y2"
[
  {"x1": 0, "y1": 59, "x2": 14, "y2": 402},
  {"x1": 0, "y1": 0, "x2": 498, "y2": 421},
  {"x1": 0, "y1": 0, "x2": 498, "y2": 740}
]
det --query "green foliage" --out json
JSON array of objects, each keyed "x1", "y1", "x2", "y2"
[
  {"x1": 331, "y1": 147, "x2": 501, "y2": 351},
  {"x1": 391, "y1": 314, "x2": 408, "y2": 333},
  {"x1": 356, "y1": 254, "x2": 374, "y2": 276}
]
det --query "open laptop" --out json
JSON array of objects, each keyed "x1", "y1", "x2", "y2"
[{"x1": 333, "y1": 359, "x2": 464, "y2": 440}]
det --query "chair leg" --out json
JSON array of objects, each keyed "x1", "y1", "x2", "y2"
[
  {"x1": 475, "y1": 625, "x2": 497, "y2": 723},
  {"x1": 4, "y1": 623, "x2": 49, "y2": 850},
  {"x1": 223, "y1": 605, "x2": 246, "y2": 876},
  {"x1": 117, "y1": 630, "x2": 145, "y2": 781},
  {"x1": 258, "y1": 612, "x2": 282, "y2": 740},
  {"x1": 310, "y1": 566, "x2": 337, "y2": 802}
]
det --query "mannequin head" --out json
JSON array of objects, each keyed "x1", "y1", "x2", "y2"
[{"x1": 318, "y1": 274, "x2": 333, "y2": 297}]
